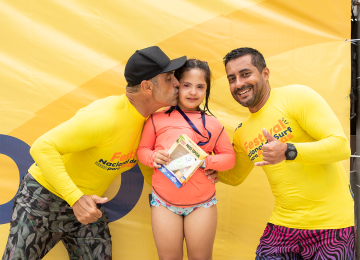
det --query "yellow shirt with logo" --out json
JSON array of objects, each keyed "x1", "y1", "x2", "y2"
[
  {"x1": 29, "y1": 95, "x2": 146, "y2": 206},
  {"x1": 219, "y1": 85, "x2": 354, "y2": 229}
]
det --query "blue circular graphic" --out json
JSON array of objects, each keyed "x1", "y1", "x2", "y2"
[
  {"x1": 0, "y1": 134, "x2": 144, "y2": 224},
  {"x1": 103, "y1": 164, "x2": 144, "y2": 222},
  {"x1": 0, "y1": 135, "x2": 33, "y2": 225}
]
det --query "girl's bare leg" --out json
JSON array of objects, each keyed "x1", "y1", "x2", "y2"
[
  {"x1": 152, "y1": 205, "x2": 184, "y2": 260},
  {"x1": 184, "y1": 205, "x2": 217, "y2": 260}
]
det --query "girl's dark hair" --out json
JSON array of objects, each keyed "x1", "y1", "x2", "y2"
[{"x1": 165, "y1": 59, "x2": 214, "y2": 116}]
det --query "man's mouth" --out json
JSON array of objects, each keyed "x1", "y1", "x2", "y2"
[
  {"x1": 236, "y1": 87, "x2": 252, "y2": 96},
  {"x1": 238, "y1": 89, "x2": 251, "y2": 95}
]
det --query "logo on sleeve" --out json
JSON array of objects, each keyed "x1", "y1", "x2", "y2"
[
  {"x1": 245, "y1": 118, "x2": 294, "y2": 161},
  {"x1": 234, "y1": 123, "x2": 242, "y2": 131}
]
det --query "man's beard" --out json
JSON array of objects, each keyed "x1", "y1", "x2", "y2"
[
  {"x1": 233, "y1": 84, "x2": 256, "y2": 107},
  {"x1": 153, "y1": 88, "x2": 178, "y2": 107}
]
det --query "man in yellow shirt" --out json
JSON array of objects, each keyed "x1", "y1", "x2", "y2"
[
  {"x1": 2, "y1": 46, "x2": 186, "y2": 260},
  {"x1": 219, "y1": 47, "x2": 354, "y2": 259}
]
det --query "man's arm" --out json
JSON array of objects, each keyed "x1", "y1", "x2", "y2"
[
  {"x1": 30, "y1": 106, "x2": 110, "y2": 224},
  {"x1": 217, "y1": 131, "x2": 254, "y2": 186},
  {"x1": 205, "y1": 128, "x2": 236, "y2": 171},
  {"x1": 255, "y1": 85, "x2": 350, "y2": 166}
]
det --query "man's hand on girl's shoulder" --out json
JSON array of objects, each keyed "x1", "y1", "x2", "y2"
[{"x1": 205, "y1": 169, "x2": 219, "y2": 184}]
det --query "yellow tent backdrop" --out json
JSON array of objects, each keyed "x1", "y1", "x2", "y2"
[{"x1": 0, "y1": 0, "x2": 350, "y2": 259}]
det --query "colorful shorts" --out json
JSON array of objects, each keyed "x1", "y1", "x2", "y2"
[
  {"x1": 150, "y1": 192, "x2": 218, "y2": 216},
  {"x1": 2, "y1": 173, "x2": 112, "y2": 260},
  {"x1": 256, "y1": 223, "x2": 355, "y2": 260}
]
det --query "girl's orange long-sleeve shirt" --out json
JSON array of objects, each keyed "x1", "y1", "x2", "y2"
[{"x1": 137, "y1": 108, "x2": 235, "y2": 207}]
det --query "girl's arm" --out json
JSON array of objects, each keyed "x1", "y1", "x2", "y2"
[
  {"x1": 137, "y1": 116, "x2": 158, "y2": 168},
  {"x1": 137, "y1": 116, "x2": 171, "y2": 185},
  {"x1": 205, "y1": 128, "x2": 236, "y2": 171},
  {"x1": 137, "y1": 116, "x2": 171, "y2": 168}
]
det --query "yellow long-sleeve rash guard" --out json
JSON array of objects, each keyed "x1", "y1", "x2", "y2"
[
  {"x1": 29, "y1": 95, "x2": 146, "y2": 207},
  {"x1": 219, "y1": 85, "x2": 354, "y2": 229}
]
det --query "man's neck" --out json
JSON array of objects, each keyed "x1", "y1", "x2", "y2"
[
  {"x1": 126, "y1": 92, "x2": 160, "y2": 118},
  {"x1": 249, "y1": 84, "x2": 271, "y2": 113}
]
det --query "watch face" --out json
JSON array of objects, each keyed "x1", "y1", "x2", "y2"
[{"x1": 288, "y1": 151, "x2": 296, "y2": 159}]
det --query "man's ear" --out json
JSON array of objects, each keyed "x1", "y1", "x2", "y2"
[
  {"x1": 262, "y1": 67, "x2": 270, "y2": 81},
  {"x1": 140, "y1": 80, "x2": 152, "y2": 92}
]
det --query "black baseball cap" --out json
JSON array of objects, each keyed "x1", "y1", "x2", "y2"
[{"x1": 125, "y1": 46, "x2": 187, "y2": 86}]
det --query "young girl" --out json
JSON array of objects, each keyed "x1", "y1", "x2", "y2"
[{"x1": 137, "y1": 59, "x2": 235, "y2": 260}]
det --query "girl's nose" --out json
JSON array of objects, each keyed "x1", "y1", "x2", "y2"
[{"x1": 190, "y1": 87, "x2": 196, "y2": 95}]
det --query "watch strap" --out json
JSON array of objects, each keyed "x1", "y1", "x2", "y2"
[{"x1": 285, "y1": 143, "x2": 297, "y2": 160}]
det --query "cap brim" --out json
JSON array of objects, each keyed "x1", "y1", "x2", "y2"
[{"x1": 161, "y1": 56, "x2": 187, "y2": 73}]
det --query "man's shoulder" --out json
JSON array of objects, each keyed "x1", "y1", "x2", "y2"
[
  {"x1": 73, "y1": 95, "x2": 128, "y2": 127},
  {"x1": 76, "y1": 95, "x2": 126, "y2": 116},
  {"x1": 234, "y1": 122, "x2": 244, "y2": 132},
  {"x1": 275, "y1": 84, "x2": 319, "y2": 98},
  {"x1": 86, "y1": 95, "x2": 125, "y2": 110},
  {"x1": 274, "y1": 85, "x2": 324, "y2": 108},
  {"x1": 232, "y1": 121, "x2": 246, "y2": 147},
  {"x1": 233, "y1": 120, "x2": 247, "y2": 137}
]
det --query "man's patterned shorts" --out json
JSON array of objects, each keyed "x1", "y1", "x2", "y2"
[
  {"x1": 256, "y1": 223, "x2": 355, "y2": 260},
  {"x1": 2, "y1": 173, "x2": 112, "y2": 260}
]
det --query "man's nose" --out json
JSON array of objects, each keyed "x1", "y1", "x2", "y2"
[
  {"x1": 235, "y1": 77, "x2": 244, "y2": 88},
  {"x1": 172, "y1": 75, "x2": 180, "y2": 88}
]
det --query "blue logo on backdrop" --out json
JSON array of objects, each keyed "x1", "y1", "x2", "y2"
[
  {"x1": 103, "y1": 164, "x2": 144, "y2": 222},
  {"x1": 0, "y1": 135, "x2": 33, "y2": 225},
  {"x1": 0, "y1": 134, "x2": 144, "y2": 225}
]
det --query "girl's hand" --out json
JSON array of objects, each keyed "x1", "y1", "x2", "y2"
[
  {"x1": 205, "y1": 169, "x2": 219, "y2": 184},
  {"x1": 153, "y1": 150, "x2": 171, "y2": 168}
]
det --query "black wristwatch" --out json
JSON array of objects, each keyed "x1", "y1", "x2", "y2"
[{"x1": 285, "y1": 143, "x2": 297, "y2": 160}]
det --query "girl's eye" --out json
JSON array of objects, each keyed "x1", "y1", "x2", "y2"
[{"x1": 183, "y1": 84, "x2": 189, "y2": 87}]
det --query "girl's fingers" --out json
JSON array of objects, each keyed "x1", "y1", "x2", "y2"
[
  {"x1": 155, "y1": 159, "x2": 167, "y2": 165},
  {"x1": 156, "y1": 150, "x2": 170, "y2": 161},
  {"x1": 157, "y1": 150, "x2": 170, "y2": 158},
  {"x1": 155, "y1": 153, "x2": 170, "y2": 164},
  {"x1": 157, "y1": 155, "x2": 170, "y2": 162},
  {"x1": 153, "y1": 150, "x2": 171, "y2": 168},
  {"x1": 153, "y1": 161, "x2": 161, "y2": 168},
  {"x1": 154, "y1": 155, "x2": 170, "y2": 165}
]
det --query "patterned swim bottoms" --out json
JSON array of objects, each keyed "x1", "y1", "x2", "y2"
[
  {"x1": 256, "y1": 223, "x2": 355, "y2": 260},
  {"x1": 2, "y1": 173, "x2": 112, "y2": 260},
  {"x1": 150, "y1": 191, "x2": 218, "y2": 216}
]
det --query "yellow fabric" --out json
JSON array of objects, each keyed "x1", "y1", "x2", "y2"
[
  {"x1": 138, "y1": 161, "x2": 153, "y2": 186},
  {"x1": 0, "y1": 0, "x2": 351, "y2": 258},
  {"x1": 29, "y1": 95, "x2": 146, "y2": 206},
  {"x1": 219, "y1": 85, "x2": 354, "y2": 229}
]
